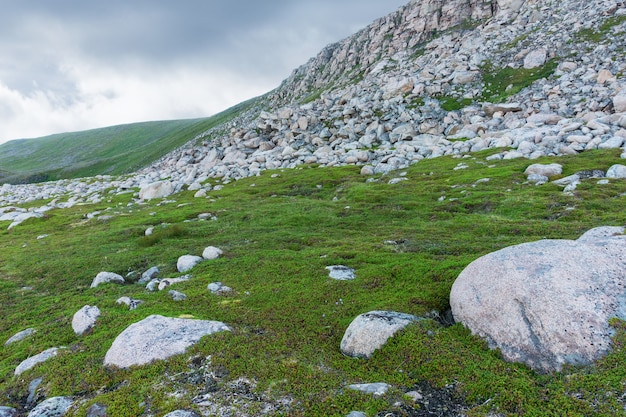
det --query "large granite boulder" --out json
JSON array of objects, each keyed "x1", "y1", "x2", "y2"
[
  {"x1": 450, "y1": 226, "x2": 626, "y2": 372},
  {"x1": 139, "y1": 181, "x2": 175, "y2": 200},
  {"x1": 340, "y1": 311, "x2": 420, "y2": 358},
  {"x1": 72, "y1": 305, "x2": 101, "y2": 336},
  {"x1": 104, "y1": 315, "x2": 231, "y2": 368}
]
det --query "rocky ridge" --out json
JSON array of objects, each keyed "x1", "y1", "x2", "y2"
[{"x1": 0, "y1": 0, "x2": 625, "y2": 212}]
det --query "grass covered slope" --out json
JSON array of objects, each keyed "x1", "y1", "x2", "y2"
[
  {"x1": 0, "y1": 98, "x2": 258, "y2": 184},
  {"x1": 1, "y1": 149, "x2": 626, "y2": 416}
]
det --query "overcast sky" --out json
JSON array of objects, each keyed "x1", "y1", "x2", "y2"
[{"x1": 0, "y1": 1, "x2": 408, "y2": 144}]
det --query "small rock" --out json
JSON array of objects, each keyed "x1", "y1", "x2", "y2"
[
  {"x1": 606, "y1": 164, "x2": 626, "y2": 179},
  {"x1": 5, "y1": 328, "x2": 36, "y2": 346},
  {"x1": 0, "y1": 407, "x2": 17, "y2": 417},
  {"x1": 177, "y1": 255, "x2": 203, "y2": 273},
  {"x1": 207, "y1": 282, "x2": 233, "y2": 295},
  {"x1": 90, "y1": 272, "x2": 125, "y2": 288},
  {"x1": 523, "y1": 48, "x2": 547, "y2": 69},
  {"x1": 139, "y1": 266, "x2": 159, "y2": 284},
  {"x1": 116, "y1": 296, "x2": 143, "y2": 310},
  {"x1": 613, "y1": 92, "x2": 626, "y2": 113},
  {"x1": 15, "y1": 348, "x2": 64, "y2": 375},
  {"x1": 326, "y1": 265, "x2": 356, "y2": 280},
  {"x1": 163, "y1": 411, "x2": 199, "y2": 417},
  {"x1": 347, "y1": 382, "x2": 390, "y2": 396},
  {"x1": 72, "y1": 305, "x2": 101, "y2": 336},
  {"x1": 27, "y1": 397, "x2": 73, "y2": 417},
  {"x1": 169, "y1": 290, "x2": 187, "y2": 301},
  {"x1": 524, "y1": 163, "x2": 562, "y2": 178},
  {"x1": 85, "y1": 403, "x2": 108, "y2": 417},
  {"x1": 202, "y1": 246, "x2": 223, "y2": 260}
]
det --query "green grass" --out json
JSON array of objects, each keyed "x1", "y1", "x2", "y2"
[
  {"x1": 1, "y1": 149, "x2": 626, "y2": 416},
  {"x1": 480, "y1": 59, "x2": 559, "y2": 103},
  {"x1": 0, "y1": 98, "x2": 259, "y2": 184}
]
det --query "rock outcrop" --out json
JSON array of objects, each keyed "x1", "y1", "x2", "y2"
[{"x1": 450, "y1": 226, "x2": 626, "y2": 372}]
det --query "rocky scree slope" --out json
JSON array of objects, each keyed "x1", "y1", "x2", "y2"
[{"x1": 1, "y1": 0, "x2": 625, "y2": 208}]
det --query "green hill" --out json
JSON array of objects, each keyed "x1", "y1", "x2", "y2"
[{"x1": 0, "y1": 98, "x2": 259, "y2": 184}]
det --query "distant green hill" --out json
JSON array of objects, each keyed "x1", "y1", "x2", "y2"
[{"x1": 0, "y1": 98, "x2": 259, "y2": 184}]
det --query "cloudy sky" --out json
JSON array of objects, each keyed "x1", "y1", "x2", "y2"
[{"x1": 0, "y1": 1, "x2": 408, "y2": 144}]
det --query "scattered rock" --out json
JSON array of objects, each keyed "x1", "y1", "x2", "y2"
[
  {"x1": 207, "y1": 282, "x2": 233, "y2": 295},
  {"x1": 326, "y1": 265, "x2": 356, "y2": 280},
  {"x1": 606, "y1": 164, "x2": 626, "y2": 179},
  {"x1": 177, "y1": 255, "x2": 203, "y2": 273},
  {"x1": 169, "y1": 290, "x2": 187, "y2": 301},
  {"x1": 138, "y1": 266, "x2": 159, "y2": 284},
  {"x1": 163, "y1": 411, "x2": 199, "y2": 417},
  {"x1": 85, "y1": 403, "x2": 108, "y2": 417},
  {"x1": 15, "y1": 348, "x2": 64, "y2": 376},
  {"x1": 450, "y1": 226, "x2": 626, "y2": 372},
  {"x1": 0, "y1": 407, "x2": 17, "y2": 417},
  {"x1": 5, "y1": 328, "x2": 36, "y2": 346},
  {"x1": 524, "y1": 163, "x2": 562, "y2": 178},
  {"x1": 202, "y1": 246, "x2": 223, "y2": 260},
  {"x1": 72, "y1": 305, "x2": 101, "y2": 336},
  {"x1": 139, "y1": 181, "x2": 175, "y2": 200},
  {"x1": 614, "y1": 92, "x2": 626, "y2": 113},
  {"x1": 347, "y1": 382, "x2": 390, "y2": 396},
  {"x1": 27, "y1": 397, "x2": 73, "y2": 417},
  {"x1": 104, "y1": 315, "x2": 231, "y2": 368},
  {"x1": 523, "y1": 48, "x2": 547, "y2": 69},
  {"x1": 116, "y1": 296, "x2": 143, "y2": 310},
  {"x1": 341, "y1": 311, "x2": 420, "y2": 358},
  {"x1": 90, "y1": 272, "x2": 125, "y2": 288}
]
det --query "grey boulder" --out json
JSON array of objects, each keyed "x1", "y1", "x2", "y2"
[
  {"x1": 104, "y1": 315, "x2": 231, "y2": 368},
  {"x1": 27, "y1": 397, "x2": 73, "y2": 417},
  {"x1": 177, "y1": 255, "x2": 203, "y2": 273},
  {"x1": 0, "y1": 407, "x2": 17, "y2": 417},
  {"x1": 90, "y1": 272, "x2": 125, "y2": 288},
  {"x1": 15, "y1": 347, "x2": 64, "y2": 376},
  {"x1": 139, "y1": 180, "x2": 175, "y2": 200},
  {"x1": 5, "y1": 328, "x2": 36, "y2": 346},
  {"x1": 450, "y1": 226, "x2": 626, "y2": 372},
  {"x1": 341, "y1": 311, "x2": 420, "y2": 358},
  {"x1": 72, "y1": 305, "x2": 100, "y2": 335}
]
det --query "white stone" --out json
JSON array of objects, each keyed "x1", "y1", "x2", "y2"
[
  {"x1": 72, "y1": 305, "x2": 101, "y2": 335},
  {"x1": 15, "y1": 347, "x2": 63, "y2": 375},
  {"x1": 524, "y1": 163, "x2": 562, "y2": 178},
  {"x1": 450, "y1": 227, "x2": 626, "y2": 372},
  {"x1": 606, "y1": 164, "x2": 626, "y2": 179},
  {"x1": 341, "y1": 311, "x2": 420, "y2": 358},
  {"x1": 90, "y1": 272, "x2": 125, "y2": 288},
  {"x1": 5, "y1": 328, "x2": 36, "y2": 346},
  {"x1": 139, "y1": 181, "x2": 175, "y2": 200},
  {"x1": 177, "y1": 255, "x2": 203, "y2": 273},
  {"x1": 523, "y1": 48, "x2": 547, "y2": 69},
  {"x1": 104, "y1": 315, "x2": 231, "y2": 368},
  {"x1": 326, "y1": 265, "x2": 356, "y2": 280},
  {"x1": 207, "y1": 282, "x2": 233, "y2": 295},
  {"x1": 202, "y1": 246, "x2": 223, "y2": 260},
  {"x1": 347, "y1": 383, "x2": 391, "y2": 396},
  {"x1": 598, "y1": 136, "x2": 624, "y2": 149},
  {"x1": 613, "y1": 92, "x2": 626, "y2": 113}
]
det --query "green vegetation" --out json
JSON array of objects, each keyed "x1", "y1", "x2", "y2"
[
  {"x1": 1, "y1": 149, "x2": 626, "y2": 415},
  {"x1": 0, "y1": 98, "x2": 259, "y2": 184},
  {"x1": 480, "y1": 59, "x2": 559, "y2": 103},
  {"x1": 438, "y1": 96, "x2": 474, "y2": 112},
  {"x1": 574, "y1": 15, "x2": 626, "y2": 43}
]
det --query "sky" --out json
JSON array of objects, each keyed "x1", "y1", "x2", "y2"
[{"x1": 0, "y1": 1, "x2": 408, "y2": 144}]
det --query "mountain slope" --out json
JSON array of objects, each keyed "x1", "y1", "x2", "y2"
[{"x1": 0, "y1": 97, "x2": 260, "y2": 184}]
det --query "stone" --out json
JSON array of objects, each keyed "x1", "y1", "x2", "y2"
[
  {"x1": 139, "y1": 181, "x2": 175, "y2": 200},
  {"x1": 0, "y1": 407, "x2": 17, "y2": 417},
  {"x1": 27, "y1": 397, "x2": 73, "y2": 417},
  {"x1": 116, "y1": 296, "x2": 143, "y2": 310},
  {"x1": 158, "y1": 276, "x2": 191, "y2": 290},
  {"x1": 207, "y1": 282, "x2": 233, "y2": 295},
  {"x1": 5, "y1": 328, "x2": 36, "y2": 346},
  {"x1": 450, "y1": 227, "x2": 626, "y2": 372},
  {"x1": 346, "y1": 412, "x2": 367, "y2": 417},
  {"x1": 177, "y1": 255, "x2": 203, "y2": 273},
  {"x1": 341, "y1": 311, "x2": 420, "y2": 358},
  {"x1": 326, "y1": 265, "x2": 356, "y2": 280},
  {"x1": 26, "y1": 378, "x2": 43, "y2": 407},
  {"x1": 524, "y1": 163, "x2": 562, "y2": 178},
  {"x1": 163, "y1": 411, "x2": 199, "y2": 417},
  {"x1": 347, "y1": 383, "x2": 390, "y2": 396},
  {"x1": 598, "y1": 136, "x2": 624, "y2": 149},
  {"x1": 202, "y1": 246, "x2": 223, "y2": 260},
  {"x1": 104, "y1": 315, "x2": 231, "y2": 368},
  {"x1": 482, "y1": 103, "x2": 522, "y2": 117},
  {"x1": 606, "y1": 164, "x2": 626, "y2": 179},
  {"x1": 613, "y1": 92, "x2": 626, "y2": 113},
  {"x1": 90, "y1": 272, "x2": 125, "y2": 288},
  {"x1": 523, "y1": 48, "x2": 547, "y2": 69},
  {"x1": 139, "y1": 266, "x2": 159, "y2": 284},
  {"x1": 169, "y1": 290, "x2": 187, "y2": 301},
  {"x1": 85, "y1": 404, "x2": 108, "y2": 417},
  {"x1": 15, "y1": 347, "x2": 64, "y2": 375},
  {"x1": 72, "y1": 305, "x2": 101, "y2": 335}
]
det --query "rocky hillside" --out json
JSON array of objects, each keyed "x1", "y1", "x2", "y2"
[{"x1": 2, "y1": 1, "x2": 626, "y2": 416}]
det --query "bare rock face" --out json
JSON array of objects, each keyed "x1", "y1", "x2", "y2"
[
  {"x1": 450, "y1": 226, "x2": 626, "y2": 372},
  {"x1": 341, "y1": 311, "x2": 420, "y2": 358},
  {"x1": 104, "y1": 315, "x2": 231, "y2": 368}
]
